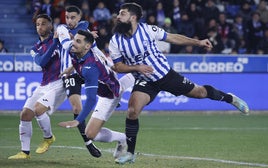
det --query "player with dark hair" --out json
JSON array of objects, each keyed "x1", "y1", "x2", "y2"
[
  {"x1": 8, "y1": 14, "x2": 66, "y2": 159},
  {"x1": 56, "y1": 29, "x2": 134, "y2": 159},
  {"x1": 109, "y1": 2, "x2": 249, "y2": 164},
  {"x1": 59, "y1": 5, "x2": 102, "y2": 158}
]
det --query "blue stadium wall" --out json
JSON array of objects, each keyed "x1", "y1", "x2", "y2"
[{"x1": 0, "y1": 53, "x2": 267, "y2": 111}]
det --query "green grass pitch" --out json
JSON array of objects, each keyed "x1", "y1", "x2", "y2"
[{"x1": 0, "y1": 111, "x2": 268, "y2": 168}]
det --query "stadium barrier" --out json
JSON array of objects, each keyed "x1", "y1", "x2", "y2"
[{"x1": 0, "y1": 53, "x2": 268, "y2": 111}]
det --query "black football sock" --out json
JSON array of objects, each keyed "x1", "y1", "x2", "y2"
[
  {"x1": 204, "y1": 85, "x2": 232, "y2": 103},
  {"x1": 74, "y1": 114, "x2": 89, "y2": 142},
  {"x1": 125, "y1": 118, "x2": 139, "y2": 154}
]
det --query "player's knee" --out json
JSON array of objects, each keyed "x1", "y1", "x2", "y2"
[
  {"x1": 189, "y1": 86, "x2": 207, "y2": 98},
  {"x1": 197, "y1": 86, "x2": 207, "y2": 98},
  {"x1": 127, "y1": 107, "x2": 139, "y2": 119},
  {"x1": 20, "y1": 108, "x2": 34, "y2": 121},
  {"x1": 72, "y1": 105, "x2": 82, "y2": 114},
  {"x1": 85, "y1": 128, "x2": 96, "y2": 140}
]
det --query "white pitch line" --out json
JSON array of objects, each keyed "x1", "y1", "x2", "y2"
[
  {"x1": 2, "y1": 145, "x2": 267, "y2": 167},
  {"x1": 2, "y1": 127, "x2": 268, "y2": 131},
  {"x1": 51, "y1": 145, "x2": 268, "y2": 167}
]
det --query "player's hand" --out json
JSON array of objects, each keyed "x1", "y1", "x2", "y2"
[
  {"x1": 90, "y1": 31, "x2": 99, "y2": 39},
  {"x1": 58, "y1": 120, "x2": 79, "y2": 128},
  {"x1": 199, "y1": 39, "x2": 213, "y2": 50},
  {"x1": 59, "y1": 66, "x2": 74, "y2": 78},
  {"x1": 53, "y1": 31, "x2": 58, "y2": 39},
  {"x1": 137, "y1": 64, "x2": 154, "y2": 77}
]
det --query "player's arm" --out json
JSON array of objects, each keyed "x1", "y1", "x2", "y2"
[
  {"x1": 33, "y1": 38, "x2": 58, "y2": 67},
  {"x1": 109, "y1": 38, "x2": 153, "y2": 75},
  {"x1": 59, "y1": 66, "x2": 74, "y2": 78},
  {"x1": 165, "y1": 33, "x2": 213, "y2": 50},
  {"x1": 113, "y1": 61, "x2": 153, "y2": 76},
  {"x1": 57, "y1": 25, "x2": 72, "y2": 50},
  {"x1": 75, "y1": 66, "x2": 99, "y2": 123},
  {"x1": 58, "y1": 66, "x2": 99, "y2": 128}
]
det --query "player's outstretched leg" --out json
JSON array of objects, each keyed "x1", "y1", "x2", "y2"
[
  {"x1": 229, "y1": 93, "x2": 249, "y2": 115},
  {"x1": 86, "y1": 142, "x2": 102, "y2": 158},
  {"x1": 75, "y1": 115, "x2": 102, "y2": 158},
  {"x1": 115, "y1": 152, "x2": 135, "y2": 164}
]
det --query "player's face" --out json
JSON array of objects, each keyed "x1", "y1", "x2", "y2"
[
  {"x1": 117, "y1": 9, "x2": 132, "y2": 23},
  {"x1": 65, "y1": 11, "x2": 81, "y2": 29},
  {"x1": 36, "y1": 18, "x2": 52, "y2": 38},
  {"x1": 113, "y1": 9, "x2": 133, "y2": 34},
  {"x1": 71, "y1": 34, "x2": 91, "y2": 57}
]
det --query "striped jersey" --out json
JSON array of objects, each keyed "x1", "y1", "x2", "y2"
[
  {"x1": 60, "y1": 21, "x2": 89, "y2": 73},
  {"x1": 70, "y1": 50, "x2": 120, "y2": 99},
  {"x1": 109, "y1": 23, "x2": 170, "y2": 82},
  {"x1": 30, "y1": 33, "x2": 61, "y2": 86}
]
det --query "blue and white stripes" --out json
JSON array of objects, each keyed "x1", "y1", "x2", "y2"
[{"x1": 109, "y1": 23, "x2": 170, "y2": 82}]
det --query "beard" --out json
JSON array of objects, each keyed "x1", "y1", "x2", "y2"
[{"x1": 113, "y1": 21, "x2": 132, "y2": 35}]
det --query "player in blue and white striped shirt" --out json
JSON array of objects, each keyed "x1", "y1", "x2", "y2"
[{"x1": 109, "y1": 3, "x2": 249, "y2": 164}]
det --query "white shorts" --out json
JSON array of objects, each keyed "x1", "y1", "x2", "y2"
[
  {"x1": 91, "y1": 73, "x2": 134, "y2": 121},
  {"x1": 23, "y1": 79, "x2": 67, "y2": 115}
]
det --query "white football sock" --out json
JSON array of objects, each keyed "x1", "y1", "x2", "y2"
[
  {"x1": 36, "y1": 112, "x2": 53, "y2": 138},
  {"x1": 85, "y1": 140, "x2": 93, "y2": 145},
  {"x1": 93, "y1": 127, "x2": 126, "y2": 143},
  {"x1": 20, "y1": 121, "x2": 32, "y2": 151}
]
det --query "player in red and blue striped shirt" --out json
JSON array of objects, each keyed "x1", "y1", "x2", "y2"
[
  {"x1": 57, "y1": 29, "x2": 135, "y2": 159},
  {"x1": 8, "y1": 14, "x2": 66, "y2": 160}
]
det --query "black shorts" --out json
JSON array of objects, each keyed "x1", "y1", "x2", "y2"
[
  {"x1": 132, "y1": 69, "x2": 195, "y2": 104},
  {"x1": 62, "y1": 73, "x2": 84, "y2": 97}
]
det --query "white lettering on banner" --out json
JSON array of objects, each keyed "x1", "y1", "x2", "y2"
[
  {"x1": 0, "y1": 77, "x2": 39, "y2": 100},
  {"x1": 16, "y1": 77, "x2": 26, "y2": 100},
  {"x1": 15, "y1": 61, "x2": 37, "y2": 71},
  {"x1": 0, "y1": 83, "x2": 2, "y2": 99},
  {"x1": 173, "y1": 61, "x2": 244, "y2": 72},
  {"x1": 0, "y1": 60, "x2": 42, "y2": 72},
  {"x1": 0, "y1": 61, "x2": 13, "y2": 71},
  {"x1": 3, "y1": 83, "x2": 14, "y2": 100},
  {"x1": 158, "y1": 92, "x2": 189, "y2": 105}
]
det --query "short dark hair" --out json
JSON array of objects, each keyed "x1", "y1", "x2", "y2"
[
  {"x1": 77, "y1": 30, "x2": 94, "y2": 44},
  {"x1": 66, "y1": 5, "x2": 81, "y2": 15},
  {"x1": 35, "y1": 14, "x2": 52, "y2": 23},
  {"x1": 120, "y1": 3, "x2": 143, "y2": 21}
]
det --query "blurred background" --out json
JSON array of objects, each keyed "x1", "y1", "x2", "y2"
[
  {"x1": 1, "y1": 0, "x2": 268, "y2": 54},
  {"x1": 0, "y1": 0, "x2": 267, "y2": 112}
]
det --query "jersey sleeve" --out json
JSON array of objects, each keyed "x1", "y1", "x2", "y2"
[
  {"x1": 146, "y1": 24, "x2": 167, "y2": 41},
  {"x1": 91, "y1": 45, "x2": 114, "y2": 68},
  {"x1": 69, "y1": 21, "x2": 89, "y2": 35},
  {"x1": 109, "y1": 36, "x2": 124, "y2": 63},
  {"x1": 77, "y1": 21, "x2": 89, "y2": 30},
  {"x1": 75, "y1": 64, "x2": 99, "y2": 123},
  {"x1": 32, "y1": 38, "x2": 58, "y2": 67},
  {"x1": 57, "y1": 24, "x2": 72, "y2": 50}
]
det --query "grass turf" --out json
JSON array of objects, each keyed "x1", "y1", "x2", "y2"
[{"x1": 0, "y1": 111, "x2": 268, "y2": 168}]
